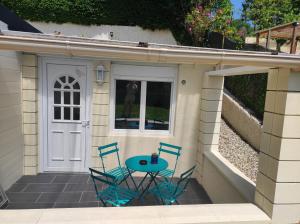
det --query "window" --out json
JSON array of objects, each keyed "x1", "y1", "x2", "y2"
[
  {"x1": 53, "y1": 75, "x2": 81, "y2": 121},
  {"x1": 111, "y1": 65, "x2": 176, "y2": 133}
]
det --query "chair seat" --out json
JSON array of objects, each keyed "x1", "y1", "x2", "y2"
[
  {"x1": 149, "y1": 181, "x2": 183, "y2": 205},
  {"x1": 158, "y1": 168, "x2": 174, "y2": 178},
  {"x1": 97, "y1": 185, "x2": 138, "y2": 207},
  {"x1": 106, "y1": 167, "x2": 130, "y2": 181}
]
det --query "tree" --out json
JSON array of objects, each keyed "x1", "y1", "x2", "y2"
[
  {"x1": 185, "y1": 0, "x2": 242, "y2": 47},
  {"x1": 242, "y1": 0, "x2": 300, "y2": 30}
]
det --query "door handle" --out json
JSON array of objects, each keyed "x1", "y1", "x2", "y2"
[{"x1": 82, "y1": 120, "x2": 90, "y2": 127}]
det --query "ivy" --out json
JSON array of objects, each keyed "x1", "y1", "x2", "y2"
[{"x1": 0, "y1": 0, "x2": 193, "y2": 45}]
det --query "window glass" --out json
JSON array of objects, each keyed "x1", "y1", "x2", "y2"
[
  {"x1": 145, "y1": 82, "x2": 171, "y2": 130},
  {"x1": 73, "y1": 108, "x2": 80, "y2": 120},
  {"x1": 54, "y1": 91, "x2": 61, "y2": 104},
  {"x1": 54, "y1": 81, "x2": 61, "y2": 88},
  {"x1": 64, "y1": 107, "x2": 71, "y2": 120},
  {"x1": 64, "y1": 92, "x2": 71, "y2": 104},
  {"x1": 73, "y1": 92, "x2": 80, "y2": 105},
  {"x1": 54, "y1": 107, "x2": 61, "y2": 119},
  {"x1": 115, "y1": 80, "x2": 141, "y2": 129}
]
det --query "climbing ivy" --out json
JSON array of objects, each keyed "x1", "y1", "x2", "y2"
[{"x1": 0, "y1": 0, "x2": 193, "y2": 45}]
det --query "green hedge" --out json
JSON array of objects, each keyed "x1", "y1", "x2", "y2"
[
  {"x1": 0, "y1": 0, "x2": 193, "y2": 45},
  {"x1": 224, "y1": 74, "x2": 267, "y2": 121}
]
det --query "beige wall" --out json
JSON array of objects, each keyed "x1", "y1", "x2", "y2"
[
  {"x1": 29, "y1": 22, "x2": 177, "y2": 45},
  {"x1": 0, "y1": 50, "x2": 23, "y2": 190},
  {"x1": 255, "y1": 68, "x2": 300, "y2": 224},
  {"x1": 91, "y1": 63, "x2": 212, "y2": 176}
]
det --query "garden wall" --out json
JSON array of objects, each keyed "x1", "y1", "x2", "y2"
[{"x1": 222, "y1": 91, "x2": 262, "y2": 150}]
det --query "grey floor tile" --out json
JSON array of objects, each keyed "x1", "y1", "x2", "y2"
[
  {"x1": 6, "y1": 183, "x2": 28, "y2": 192},
  {"x1": 64, "y1": 183, "x2": 94, "y2": 192},
  {"x1": 6, "y1": 192, "x2": 41, "y2": 203},
  {"x1": 52, "y1": 174, "x2": 89, "y2": 184},
  {"x1": 16, "y1": 175, "x2": 54, "y2": 184},
  {"x1": 80, "y1": 192, "x2": 98, "y2": 202},
  {"x1": 24, "y1": 183, "x2": 66, "y2": 193},
  {"x1": 54, "y1": 202, "x2": 99, "y2": 208},
  {"x1": 6, "y1": 203, "x2": 54, "y2": 209},
  {"x1": 37, "y1": 192, "x2": 82, "y2": 203}
]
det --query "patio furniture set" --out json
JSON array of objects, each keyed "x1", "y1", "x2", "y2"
[{"x1": 89, "y1": 142, "x2": 196, "y2": 207}]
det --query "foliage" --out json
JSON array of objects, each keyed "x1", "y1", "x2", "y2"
[
  {"x1": 185, "y1": 0, "x2": 243, "y2": 47},
  {"x1": 224, "y1": 74, "x2": 268, "y2": 121},
  {"x1": 242, "y1": 0, "x2": 300, "y2": 30},
  {"x1": 0, "y1": 0, "x2": 194, "y2": 45}
]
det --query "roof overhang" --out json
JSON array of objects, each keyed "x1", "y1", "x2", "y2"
[
  {"x1": 0, "y1": 30, "x2": 300, "y2": 68},
  {"x1": 205, "y1": 66, "x2": 272, "y2": 77}
]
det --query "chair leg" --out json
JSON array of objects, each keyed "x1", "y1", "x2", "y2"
[
  {"x1": 175, "y1": 199, "x2": 179, "y2": 205},
  {"x1": 124, "y1": 177, "x2": 130, "y2": 190}
]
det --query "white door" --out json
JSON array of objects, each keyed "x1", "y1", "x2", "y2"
[{"x1": 46, "y1": 63, "x2": 88, "y2": 172}]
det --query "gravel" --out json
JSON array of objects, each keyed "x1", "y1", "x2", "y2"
[{"x1": 218, "y1": 119, "x2": 259, "y2": 182}]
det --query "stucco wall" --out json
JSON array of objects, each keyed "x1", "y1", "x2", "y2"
[
  {"x1": 0, "y1": 50, "x2": 23, "y2": 190},
  {"x1": 222, "y1": 91, "x2": 262, "y2": 150},
  {"x1": 29, "y1": 22, "x2": 177, "y2": 45},
  {"x1": 91, "y1": 63, "x2": 212, "y2": 176}
]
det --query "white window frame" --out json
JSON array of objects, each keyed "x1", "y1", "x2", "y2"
[{"x1": 109, "y1": 64, "x2": 177, "y2": 135}]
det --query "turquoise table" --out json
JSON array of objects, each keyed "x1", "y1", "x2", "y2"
[{"x1": 125, "y1": 155, "x2": 168, "y2": 199}]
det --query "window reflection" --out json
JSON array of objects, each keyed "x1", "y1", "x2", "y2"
[
  {"x1": 145, "y1": 82, "x2": 171, "y2": 130},
  {"x1": 115, "y1": 80, "x2": 141, "y2": 129}
]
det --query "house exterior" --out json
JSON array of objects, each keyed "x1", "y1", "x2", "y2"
[{"x1": 0, "y1": 27, "x2": 300, "y2": 223}]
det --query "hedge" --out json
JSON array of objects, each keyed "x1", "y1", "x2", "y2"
[
  {"x1": 224, "y1": 74, "x2": 267, "y2": 121},
  {"x1": 0, "y1": 0, "x2": 193, "y2": 45}
]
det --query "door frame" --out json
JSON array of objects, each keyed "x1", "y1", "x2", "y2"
[{"x1": 38, "y1": 56, "x2": 93, "y2": 173}]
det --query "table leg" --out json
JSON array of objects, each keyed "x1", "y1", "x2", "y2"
[
  {"x1": 127, "y1": 167, "x2": 138, "y2": 192},
  {"x1": 138, "y1": 172, "x2": 159, "y2": 200}
]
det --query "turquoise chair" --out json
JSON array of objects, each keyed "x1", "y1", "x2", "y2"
[
  {"x1": 98, "y1": 142, "x2": 132, "y2": 187},
  {"x1": 157, "y1": 142, "x2": 182, "y2": 180},
  {"x1": 149, "y1": 165, "x2": 196, "y2": 205},
  {"x1": 89, "y1": 168, "x2": 138, "y2": 207}
]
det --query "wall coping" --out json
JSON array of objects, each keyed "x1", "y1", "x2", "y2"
[
  {"x1": 204, "y1": 150, "x2": 256, "y2": 202},
  {"x1": 0, "y1": 204, "x2": 270, "y2": 224}
]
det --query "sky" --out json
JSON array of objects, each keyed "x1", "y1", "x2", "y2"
[{"x1": 231, "y1": 0, "x2": 243, "y2": 19}]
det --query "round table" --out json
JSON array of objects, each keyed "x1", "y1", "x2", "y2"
[{"x1": 125, "y1": 155, "x2": 168, "y2": 199}]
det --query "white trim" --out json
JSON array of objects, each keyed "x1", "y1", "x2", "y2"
[
  {"x1": 205, "y1": 66, "x2": 273, "y2": 77},
  {"x1": 38, "y1": 56, "x2": 92, "y2": 173},
  {"x1": 109, "y1": 63, "x2": 178, "y2": 136}
]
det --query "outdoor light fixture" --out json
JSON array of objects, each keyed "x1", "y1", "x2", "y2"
[{"x1": 96, "y1": 65, "x2": 105, "y2": 84}]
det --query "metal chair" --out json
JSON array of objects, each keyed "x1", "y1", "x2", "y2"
[
  {"x1": 157, "y1": 142, "x2": 182, "y2": 180},
  {"x1": 98, "y1": 142, "x2": 132, "y2": 187},
  {"x1": 149, "y1": 165, "x2": 196, "y2": 205},
  {"x1": 89, "y1": 168, "x2": 138, "y2": 207}
]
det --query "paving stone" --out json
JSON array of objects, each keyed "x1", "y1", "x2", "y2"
[
  {"x1": 6, "y1": 192, "x2": 40, "y2": 203},
  {"x1": 64, "y1": 183, "x2": 94, "y2": 192},
  {"x1": 6, "y1": 203, "x2": 53, "y2": 209},
  {"x1": 24, "y1": 183, "x2": 66, "y2": 192},
  {"x1": 37, "y1": 192, "x2": 82, "y2": 203},
  {"x1": 16, "y1": 175, "x2": 54, "y2": 184},
  {"x1": 6, "y1": 183, "x2": 28, "y2": 192},
  {"x1": 54, "y1": 202, "x2": 99, "y2": 208}
]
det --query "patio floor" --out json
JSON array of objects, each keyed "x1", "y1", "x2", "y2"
[{"x1": 4, "y1": 173, "x2": 211, "y2": 209}]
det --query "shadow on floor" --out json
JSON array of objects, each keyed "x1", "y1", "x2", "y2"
[{"x1": 5, "y1": 173, "x2": 211, "y2": 209}]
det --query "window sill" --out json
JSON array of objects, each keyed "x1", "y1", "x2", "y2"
[
  {"x1": 109, "y1": 129, "x2": 173, "y2": 138},
  {"x1": 204, "y1": 150, "x2": 256, "y2": 202}
]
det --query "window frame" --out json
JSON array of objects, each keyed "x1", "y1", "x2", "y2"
[{"x1": 110, "y1": 64, "x2": 177, "y2": 135}]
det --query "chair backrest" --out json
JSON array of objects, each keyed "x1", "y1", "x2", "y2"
[
  {"x1": 89, "y1": 168, "x2": 116, "y2": 194},
  {"x1": 98, "y1": 142, "x2": 121, "y2": 173},
  {"x1": 173, "y1": 165, "x2": 196, "y2": 197},
  {"x1": 158, "y1": 142, "x2": 182, "y2": 175}
]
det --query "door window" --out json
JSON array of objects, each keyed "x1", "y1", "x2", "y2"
[{"x1": 53, "y1": 75, "x2": 81, "y2": 121}]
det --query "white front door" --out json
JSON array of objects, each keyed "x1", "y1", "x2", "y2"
[{"x1": 45, "y1": 63, "x2": 89, "y2": 172}]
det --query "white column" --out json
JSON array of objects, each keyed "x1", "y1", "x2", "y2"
[{"x1": 196, "y1": 74, "x2": 224, "y2": 183}]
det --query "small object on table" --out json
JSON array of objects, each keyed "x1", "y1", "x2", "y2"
[
  {"x1": 151, "y1": 153, "x2": 158, "y2": 164},
  {"x1": 139, "y1": 160, "x2": 147, "y2": 165}
]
